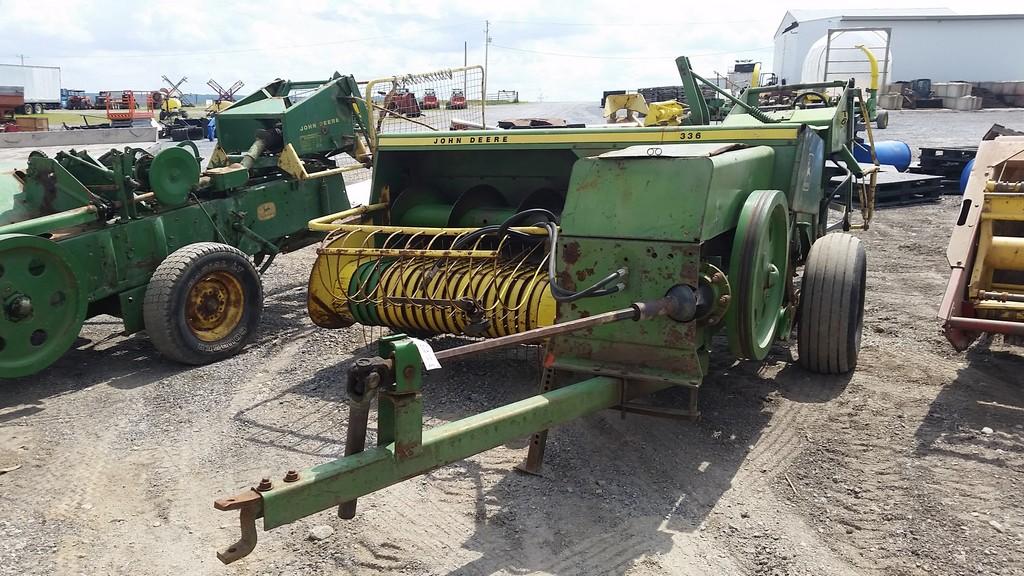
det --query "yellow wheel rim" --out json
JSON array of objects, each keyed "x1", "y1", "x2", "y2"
[{"x1": 186, "y1": 271, "x2": 245, "y2": 342}]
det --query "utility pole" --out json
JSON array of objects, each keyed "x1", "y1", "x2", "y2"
[
  {"x1": 483, "y1": 20, "x2": 491, "y2": 124},
  {"x1": 17, "y1": 54, "x2": 25, "y2": 66},
  {"x1": 463, "y1": 41, "x2": 468, "y2": 105}
]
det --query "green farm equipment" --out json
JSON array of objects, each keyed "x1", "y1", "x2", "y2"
[
  {"x1": 0, "y1": 74, "x2": 372, "y2": 378},
  {"x1": 213, "y1": 56, "x2": 877, "y2": 563}
]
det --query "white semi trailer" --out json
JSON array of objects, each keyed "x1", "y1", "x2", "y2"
[{"x1": 0, "y1": 64, "x2": 61, "y2": 114}]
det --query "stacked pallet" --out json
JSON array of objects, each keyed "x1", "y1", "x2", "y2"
[
  {"x1": 976, "y1": 81, "x2": 1024, "y2": 108},
  {"x1": 832, "y1": 165, "x2": 944, "y2": 207},
  {"x1": 908, "y1": 146, "x2": 978, "y2": 192},
  {"x1": 932, "y1": 83, "x2": 982, "y2": 111}
]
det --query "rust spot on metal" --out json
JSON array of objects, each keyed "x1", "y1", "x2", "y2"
[
  {"x1": 395, "y1": 443, "x2": 416, "y2": 459},
  {"x1": 131, "y1": 258, "x2": 162, "y2": 270},
  {"x1": 256, "y1": 478, "x2": 273, "y2": 492},
  {"x1": 563, "y1": 241, "x2": 581, "y2": 264},
  {"x1": 403, "y1": 365, "x2": 415, "y2": 381},
  {"x1": 283, "y1": 470, "x2": 299, "y2": 483},
  {"x1": 574, "y1": 175, "x2": 600, "y2": 194},
  {"x1": 557, "y1": 271, "x2": 576, "y2": 291},
  {"x1": 213, "y1": 488, "x2": 262, "y2": 511},
  {"x1": 576, "y1": 270, "x2": 588, "y2": 282}
]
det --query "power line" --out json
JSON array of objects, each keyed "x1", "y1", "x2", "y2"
[
  {"x1": 491, "y1": 18, "x2": 765, "y2": 27},
  {"x1": 489, "y1": 43, "x2": 773, "y2": 61}
]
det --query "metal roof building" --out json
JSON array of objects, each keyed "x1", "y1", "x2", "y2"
[{"x1": 773, "y1": 9, "x2": 1024, "y2": 86}]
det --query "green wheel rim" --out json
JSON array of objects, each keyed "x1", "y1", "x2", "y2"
[
  {"x1": 0, "y1": 234, "x2": 88, "y2": 378},
  {"x1": 726, "y1": 190, "x2": 790, "y2": 361}
]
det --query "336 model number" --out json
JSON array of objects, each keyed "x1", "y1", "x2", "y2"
[{"x1": 678, "y1": 131, "x2": 703, "y2": 140}]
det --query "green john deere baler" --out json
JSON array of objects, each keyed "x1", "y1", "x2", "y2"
[{"x1": 209, "y1": 56, "x2": 877, "y2": 563}]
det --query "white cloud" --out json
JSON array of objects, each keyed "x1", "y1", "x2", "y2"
[{"x1": 1, "y1": 0, "x2": 1020, "y2": 100}]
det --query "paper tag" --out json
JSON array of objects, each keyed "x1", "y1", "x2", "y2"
[{"x1": 410, "y1": 338, "x2": 441, "y2": 371}]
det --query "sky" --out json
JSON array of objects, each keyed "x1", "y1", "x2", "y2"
[{"x1": 0, "y1": 0, "x2": 1020, "y2": 101}]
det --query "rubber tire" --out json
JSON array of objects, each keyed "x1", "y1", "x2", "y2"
[
  {"x1": 143, "y1": 243, "x2": 263, "y2": 365},
  {"x1": 797, "y1": 233, "x2": 866, "y2": 374},
  {"x1": 170, "y1": 127, "x2": 188, "y2": 142},
  {"x1": 34, "y1": 103, "x2": 43, "y2": 114},
  {"x1": 21, "y1": 104, "x2": 32, "y2": 115},
  {"x1": 875, "y1": 110, "x2": 888, "y2": 130}
]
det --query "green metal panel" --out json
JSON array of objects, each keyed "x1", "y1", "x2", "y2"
[
  {"x1": 547, "y1": 146, "x2": 776, "y2": 385},
  {"x1": 117, "y1": 284, "x2": 147, "y2": 333},
  {"x1": 788, "y1": 128, "x2": 827, "y2": 217},
  {"x1": 216, "y1": 75, "x2": 364, "y2": 158},
  {"x1": 560, "y1": 147, "x2": 714, "y2": 242},
  {"x1": 700, "y1": 148, "x2": 776, "y2": 240},
  {"x1": 0, "y1": 172, "x2": 20, "y2": 225},
  {"x1": 208, "y1": 166, "x2": 249, "y2": 191},
  {"x1": 41, "y1": 173, "x2": 346, "y2": 330},
  {"x1": 561, "y1": 145, "x2": 775, "y2": 243},
  {"x1": 548, "y1": 237, "x2": 705, "y2": 385}
]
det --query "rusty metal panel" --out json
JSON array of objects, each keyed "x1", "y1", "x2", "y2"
[{"x1": 548, "y1": 237, "x2": 703, "y2": 385}]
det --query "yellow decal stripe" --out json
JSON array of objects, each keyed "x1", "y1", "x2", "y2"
[{"x1": 378, "y1": 128, "x2": 800, "y2": 147}]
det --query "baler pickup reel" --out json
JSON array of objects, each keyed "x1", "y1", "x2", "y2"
[{"x1": 306, "y1": 202, "x2": 634, "y2": 338}]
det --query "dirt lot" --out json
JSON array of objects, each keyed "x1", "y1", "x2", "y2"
[{"x1": 2, "y1": 108, "x2": 1023, "y2": 576}]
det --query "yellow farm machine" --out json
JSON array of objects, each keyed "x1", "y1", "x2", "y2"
[{"x1": 941, "y1": 136, "x2": 1024, "y2": 349}]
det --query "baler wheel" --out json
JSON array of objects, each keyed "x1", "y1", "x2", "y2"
[
  {"x1": 797, "y1": 233, "x2": 866, "y2": 374},
  {"x1": 143, "y1": 243, "x2": 263, "y2": 365},
  {"x1": 727, "y1": 190, "x2": 790, "y2": 361},
  {"x1": 875, "y1": 110, "x2": 889, "y2": 130},
  {"x1": 0, "y1": 234, "x2": 88, "y2": 378}
]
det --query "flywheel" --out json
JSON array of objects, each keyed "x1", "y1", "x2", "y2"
[
  {"x1": 726, "y1": 190, "x2": 791, "y2": 361},
  {"x1": 0, "y1": 234, "x2": 88, "y2": 378}
]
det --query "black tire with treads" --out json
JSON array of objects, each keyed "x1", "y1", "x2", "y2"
[
  {"x1": 797, "y1": 233, "x2": 866, "y2": 374},
  {"x1": 143, "y1": 242, "x2": 263, "y2": 365}
]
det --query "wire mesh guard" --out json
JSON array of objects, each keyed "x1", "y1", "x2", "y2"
[
  {"x1": 309, "y1": 222, "x2": 555, "y2": 338},
  {"x1": 335, "y1": 154, "x2": 371, "y2": 186},
  {"x1": 365, "y1": 66, "x2": 486, "y2": 138}
]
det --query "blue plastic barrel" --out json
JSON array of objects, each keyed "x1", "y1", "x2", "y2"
[
  {"x1": 853, "y1": 139, "x2": 912, "y2": 172},
  {"x1": 959, "y1": 158, "x2": 975, "y2": 195}
]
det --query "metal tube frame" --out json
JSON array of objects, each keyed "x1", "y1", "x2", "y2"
[{"x1": 214, "y1": 295, "x2": 687, "y2": 563}]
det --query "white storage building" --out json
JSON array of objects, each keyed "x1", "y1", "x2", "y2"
[{"x1": 773, "y1": 9, "x2": 1024, "y2": 86}]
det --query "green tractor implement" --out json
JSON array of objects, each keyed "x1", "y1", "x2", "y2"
[
  {"x1": 212, "y1": 55, "x2": 879, "y2": 563},
  {"x1": 0, "y1": 74, "x2": 373, "y2": 378}
]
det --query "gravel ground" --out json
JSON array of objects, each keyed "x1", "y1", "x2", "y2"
[{"x1": 1, "y1": 106, "x2": 1024, "y2": 576}]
